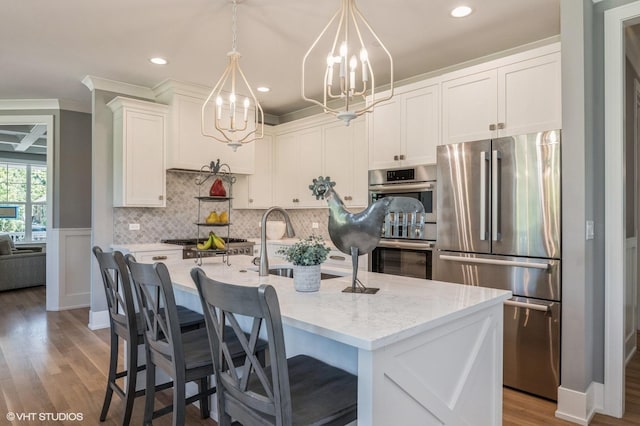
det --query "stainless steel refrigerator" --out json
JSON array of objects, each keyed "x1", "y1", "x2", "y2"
[{"x1": 434, "y1": 129, "x2": 561, "y2": 401}]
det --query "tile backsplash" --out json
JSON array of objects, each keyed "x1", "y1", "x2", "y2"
[{"x1": 113, "y1": 171, "x2": 332, "y2": 244}]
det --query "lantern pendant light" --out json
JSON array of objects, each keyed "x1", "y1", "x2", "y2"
[{"x1": 202, "y1": 0, "x2": 264, "y2": 151}]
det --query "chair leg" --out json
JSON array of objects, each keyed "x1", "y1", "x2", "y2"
[
  {"x1": 198, "y1": 376, "x2": 209, "y2": 419},
  {"x1": 173, "y1": 380, "x2": 185, "y2": 426},
  {"x1": 99, "y1": 331, "x2": 118, "y2": 422},
  {"x1": 121, "y1": 340, "x2": 138, "y2": 426},
  {"x1": 143, "y1": 348, "x2": 156, "y2": 426}
]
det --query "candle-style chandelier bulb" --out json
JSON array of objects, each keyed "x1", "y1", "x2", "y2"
[
  {"x1": 201, "y1": 0, "x2": 263, "y2": 151},
  {"x1": 302, "y1": 0, "x2": 393, "y2": 126}
]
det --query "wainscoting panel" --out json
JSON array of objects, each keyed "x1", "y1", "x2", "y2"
[{"x1": 46, "y1": 228, "x2": 91, "y2": 311}]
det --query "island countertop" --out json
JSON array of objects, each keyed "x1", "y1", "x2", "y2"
[{"x1": 164, "y1": 255, "x2": 511, "y2": 351}]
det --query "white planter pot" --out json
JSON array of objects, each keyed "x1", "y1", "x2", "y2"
[{"x1": 293, "y1": 264, "x2": 321, "y2": 292}]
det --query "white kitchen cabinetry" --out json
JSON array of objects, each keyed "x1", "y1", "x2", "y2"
[
  {"x1": 442, "y1": 47, "x2": 561, "y2": 144},
  {"x1": 154, "y1": 81, "x2": 255, "y2": 174},
  {"x1": 107, "y1": 97, "x2": 168, "y2": 207},
  {"x1": 368, "y1": 82, "x2": 440, "y2": 170},
  {"x1": 233, "y1": 130, "x2": 274, "y2": 209},
  {"x1": 110, "y1": 244, "x2": 182, "y2": 263},
  {"x1": 323, "y1": 119, "x2": 368, "y2": 207},
  {"x1": 274, "y1": 128, "x2": 324, "y2": 209}
]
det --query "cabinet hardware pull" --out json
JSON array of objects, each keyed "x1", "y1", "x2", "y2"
[
  {"x1": 329, "y1": 255, "x2": 346, "y2": 261},
  {"x1": 393, "y1": 155, "x2": 399, "y2": 160},
  {"x1": 489, "y1": 123, "x2": 496, "y2": 131},
  {"x1": 399, "y1": 154, "x2": 405, "y2": 160},
  {"x1": 497, "y1": 122, "x2": 505, "y2": 129},
  {"x1": 151, "y1": 255, "x2": 168, "y2": 261},
  {"x1": 249, "y1": 199, "x2": 253, "y2": 203},
  {"x1": 159, "y1": 195, "x2": 163, "y2": 200}
]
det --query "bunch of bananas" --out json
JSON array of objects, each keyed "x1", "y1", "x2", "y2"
[{"x1": 196, "y1": 232, "x2": 226, "y2": 250}]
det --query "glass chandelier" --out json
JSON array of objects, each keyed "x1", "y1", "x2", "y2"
[
  {"x1": 301, "y1": 0, "x2": 394, "y2": 126},
  {"x1": 202, "y1": 0, "x2": 264, "y2": 151}
]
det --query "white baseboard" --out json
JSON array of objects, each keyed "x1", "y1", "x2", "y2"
[
  {"x1": 88, "y1": 309, "x2": 110, "y2": 330},
  {"x1": 555, "y1": 382, "x2": 604, "y2": 425}
]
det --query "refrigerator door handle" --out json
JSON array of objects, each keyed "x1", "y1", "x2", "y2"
[
  {"x1": 439, "y1": 254, "x2": 552, "y2": 271},
  {"x1": 480, "y1": 151, "x2": 489, "y2": 241},
  {"x1": 492, "y1": 150, "x2": 502, "y2": 241},
  {"x1": 504, "y1": 299, "x2": 551, "y2": 312}
]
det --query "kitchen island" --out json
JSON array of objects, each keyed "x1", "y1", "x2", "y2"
[{"x1": 164, "y1": 255, "x2": 511, "y2": 425}]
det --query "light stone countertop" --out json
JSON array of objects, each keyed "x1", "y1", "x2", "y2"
[{"x1": 164, "y1": 255, "x2": 511, "y2": 351}]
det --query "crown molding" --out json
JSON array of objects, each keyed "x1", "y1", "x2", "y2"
[
  {"x1": 82, "y1": 75, "x2": 155, "y2": 100},
  {"x1": 0, "y1": 99, "x2": 60, "y2": 110}
]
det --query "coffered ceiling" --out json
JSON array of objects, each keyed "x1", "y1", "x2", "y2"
[{"x1": 1, "y1": 0, "x2": 560, "y2": 121}]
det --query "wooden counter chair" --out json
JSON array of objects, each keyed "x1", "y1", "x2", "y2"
[
  {"x1": 191, "y1": 267, "x2": 358, "y2": 426},
  {"x1": 92, "y1": 246, "x2": 205, "y2": 426},
  {"x1": 125, "y1": 255, "x2": 215, "y2": 426}
]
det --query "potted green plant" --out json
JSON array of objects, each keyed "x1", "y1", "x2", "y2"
[{"x1": 277, "y1": 235, "x2": 331, "y2": 292}]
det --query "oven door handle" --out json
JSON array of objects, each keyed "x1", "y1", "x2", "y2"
[
  {"x1": 369, "y1": 182, "x2": 434, "y2": 193},
  {"x1": 504, "y1": 299, "x2": 551, "y2": 312},
  {"x1": 377, "y1": 240, "x2": 433, "y2": 250},
  {"x1": 438, "y1": 254, "x2": 551, "y2": 270}
]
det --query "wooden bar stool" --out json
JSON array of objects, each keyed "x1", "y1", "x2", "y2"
[
  {"x1": 191, "y1": 267, "x2": 358, "y2": 426},
  {"x1": 92, "y1": 247, "x2": 206, "y2": 425}
]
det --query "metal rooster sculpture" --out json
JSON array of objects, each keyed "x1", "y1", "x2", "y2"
[{"x1": 309, "y1": 176, "x2": 425, "y2": 294}]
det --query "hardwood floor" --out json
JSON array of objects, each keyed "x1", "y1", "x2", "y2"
[
  {"x1": 0, "y1": 286, "x2": 215, "y2": 426},
  {"x1": 1, "y1": 285, "x2": 640, "y2": 425}
]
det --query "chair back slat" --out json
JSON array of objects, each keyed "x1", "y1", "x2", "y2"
[
  {"x1": 192, "y1": 267, "x2": 292, "y2": 426},
  {"x1": 126, "y1": 255, "x2": 184, "y2": 374},
  {"x1": 92, "y1": 247, "x2": 136, "y2": 337}
]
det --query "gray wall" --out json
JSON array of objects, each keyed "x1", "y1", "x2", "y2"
[
  {"x1": 560, "y1": 0, "x2": 639, "y2": 394},
  {"x1": 57, "y1": 110, "x2": 91, "y2": 229}
]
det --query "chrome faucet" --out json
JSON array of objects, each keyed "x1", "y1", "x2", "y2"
[{"x1": 259, "y1": 207, "x2": 296, "y2": 276}]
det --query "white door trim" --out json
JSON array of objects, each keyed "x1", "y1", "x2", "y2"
[
  {"x1": 0, "y1": 114, "x2": 56, "y2": 308},
  {"x1": 604, "y1": 1, "x2": 640, "y2": 418}
]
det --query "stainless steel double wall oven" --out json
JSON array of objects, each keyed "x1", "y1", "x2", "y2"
[{"x1": 368, "y1": 165, "x2": 437, "y2": 279}]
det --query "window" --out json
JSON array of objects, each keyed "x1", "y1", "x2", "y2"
[{"x1": 0, "y1": 162, "x2": 47, "y2": 243}]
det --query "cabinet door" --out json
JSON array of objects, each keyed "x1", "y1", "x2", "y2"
[
  {"x1": 442, "y1": 69, "x2": 497, "y2": 144},
  {"x1": 274, "y1": 129, "x2": 323, "y2": 208},
  {"x1": 497, "y1": 52, "x2": 562, "y2": 136},
  {"x1": 123, "y1": 110, "x2": 166, "y2": 207},
  {"x1": 324, "y1": 122, "x2": 354, "y2": 204},
  {"x1": 368, "y1": 97, "x2": 401, "y2": 170},
  {"x1": 247, "y1": 133, "x2": 274, "y2": 208},
  {"x1": 350, "y1": 119, "x2": 368, "y2": 207},
  {"x1": 168, "y1": 94, "x2": 255, "y2": 173},
  {"x1": 402, "y1": 84, "x2": 440, "y2": 166}
]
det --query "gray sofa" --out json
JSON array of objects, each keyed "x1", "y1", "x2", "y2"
[{"x1": 0, "y1": 234, "x2": 46, "y2": 291}]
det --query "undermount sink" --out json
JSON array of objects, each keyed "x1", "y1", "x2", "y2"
[{"x1": 268, "y1": 267, "x2": 343, "y2": 280}]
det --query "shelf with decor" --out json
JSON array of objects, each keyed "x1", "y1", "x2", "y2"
[{"x1": 194, "y1": 160, "x2": 235, "y2": 266}]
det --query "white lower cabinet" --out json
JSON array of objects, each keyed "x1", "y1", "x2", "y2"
[
  {"x1": 110, "y1": 244, "x2": 183, "y2": 263},
  {"x1": 107, "y1": 97, "x2": 168, "y2": 207},
  {"x1": 274, "y1": 128, "x2": 324, "y2": 209}
]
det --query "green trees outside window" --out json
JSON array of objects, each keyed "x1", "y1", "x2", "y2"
[{"x1": 0, "y1": 162, "x2": 47, "y2": 242}]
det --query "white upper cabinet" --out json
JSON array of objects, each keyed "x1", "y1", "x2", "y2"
[
  {"x1": 108, "y1": 97, "x2": 168, "y2": 207},
  {"x1": 233, "y1": 129, "x2": 274, "y2": 209},
  {"x1": 323, "y1": 119, "x2": 368, "y2": 207},
  {"x1": 442, "y1": 44, "x2": 561, "y2": 144},
  {"x1": 368, "y1": 81, "x2": 440, "y2": 170},
  {"x1": 274, "y1": 127, "x2": 324, "y2": 209},
  {"x1": 154, "y1": 81, "x2": 255, "y2": 174}
]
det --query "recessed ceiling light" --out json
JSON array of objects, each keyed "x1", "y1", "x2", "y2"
[
  {"x1": 450, "y1": 6, "x2": 472, "y2": 18},
  {"x1": 257, "y1": 87, "x2": 271, "y2": 93},
  {"x1": 149, "y1": 57, "x2": 168, "y2": 65}
]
